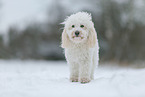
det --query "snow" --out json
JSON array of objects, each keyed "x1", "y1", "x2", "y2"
[{"x1": 0, "y1": 60, "x2": 145, "y2": 97}]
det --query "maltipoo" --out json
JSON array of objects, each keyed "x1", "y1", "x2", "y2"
[{"x1": 61, "y1": 12, "x2": 99, "y2": 83}]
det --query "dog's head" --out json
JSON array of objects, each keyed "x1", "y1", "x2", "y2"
[{"x1": 61, "y1": 12, "x2": 97, "y2": 48}]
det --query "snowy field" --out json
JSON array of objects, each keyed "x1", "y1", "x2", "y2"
[{"x1": 0, "y1": 60, "x2": 145, "y2": 97}]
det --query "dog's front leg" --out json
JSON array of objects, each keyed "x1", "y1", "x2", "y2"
[
  {"x1": 69, "y1": 62, "x2": 79, "y2": 82},
  {"x1": 79, "y1": 60, "x2": 91, "y2": 83}
]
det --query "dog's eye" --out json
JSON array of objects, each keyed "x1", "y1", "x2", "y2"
[
  {"x1": 80, "y1": 25, "x2": 84, "y2": 28},
  {"x1": 72, "y1": 25, "x2": 75, "y2": 28}
]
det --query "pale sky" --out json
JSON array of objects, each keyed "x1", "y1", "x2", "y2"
[
  {"x1": 0, "y1": 0, "x2": 52, "y2": 34},
  {"x1": 0, "y1": 0, "x2": 95, "y2": 35}
]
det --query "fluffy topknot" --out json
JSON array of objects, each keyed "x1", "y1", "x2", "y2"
[{"x1": 62, "y1": 12, "x2": 92, "y2": 25}]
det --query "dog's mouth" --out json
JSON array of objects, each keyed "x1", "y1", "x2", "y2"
[{"x1": 72, "y1": 36, "x2": 84, "y2": 40}]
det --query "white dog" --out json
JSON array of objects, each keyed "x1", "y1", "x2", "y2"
[{"x1": 61, "y1": 12, "x2": 99, "y2": 83}]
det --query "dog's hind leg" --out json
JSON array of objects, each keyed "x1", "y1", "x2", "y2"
[
  {"x1": 91, "y1": 57, "x2": 96, "y2": 80},
  {"x1": 91, "y1": 50, "x2": 99, "y2": 80}
]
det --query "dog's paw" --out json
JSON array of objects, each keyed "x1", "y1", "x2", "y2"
[
  {"x1": 80, "y1": 78, "x2": 91, "y2": 84},
  {"x1": 70, "y1": 77, "x2": 78, "y2": 82}
]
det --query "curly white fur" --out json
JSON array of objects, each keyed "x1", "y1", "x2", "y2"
[{"x1": 61, "y1": 12, "x2": 99, "y2": 83}]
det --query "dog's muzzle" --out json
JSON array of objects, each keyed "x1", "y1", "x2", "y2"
[{"x1": 72, "y1": 30, "x2": 84, "y2": 40}]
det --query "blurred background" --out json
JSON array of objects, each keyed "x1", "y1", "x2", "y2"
[{"x1": 0, "y1": 0, "x2": 145, "y2": 63}]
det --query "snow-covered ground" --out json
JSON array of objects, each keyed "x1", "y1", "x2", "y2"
[{"x1": 0, "y1": 60, "x2": 145, "y2": 97}]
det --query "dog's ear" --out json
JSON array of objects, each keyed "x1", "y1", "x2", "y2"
[
  {"x1": 61, "y1": 29, "x2": 71, "y2": 48},
  {"x1": 87, "y1": 22, "x2": 97, "y2": 48}
]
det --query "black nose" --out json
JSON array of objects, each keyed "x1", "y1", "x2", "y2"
[{"x1": 75, "y1": 31, "x2": 80, "y2": 36}]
